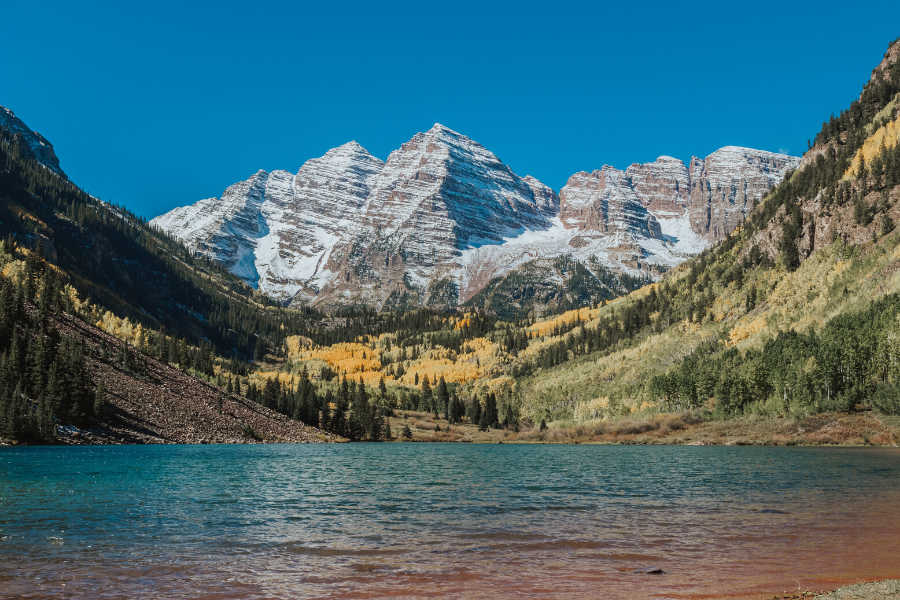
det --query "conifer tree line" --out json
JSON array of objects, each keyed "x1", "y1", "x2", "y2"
[
  {"x1": 0, "y1": 237, "x2": 93, "y2": 442},
  {"x1": 648, "y1": 292, "x2": 900, "y2": 416}
]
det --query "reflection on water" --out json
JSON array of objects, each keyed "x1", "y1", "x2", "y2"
[{"x1": 1, "y1": 444, "x2": 899, "y2": 599}]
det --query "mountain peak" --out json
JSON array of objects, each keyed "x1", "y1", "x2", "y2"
[
  {"x1": 332, "y1": 140, "x2": 369, "y2": 153},
  {"x1": 0, "y1": 104, "x2": 66, "y2": 179}
]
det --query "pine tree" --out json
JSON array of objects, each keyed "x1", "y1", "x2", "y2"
[
  {"x1": 321, "y1": 389, "x2": 334, "y2": 431},
  {"x1": 349, "y1": 378, "x2": 368, "y2": 441},
  {"x1": 263, "y1": 378, "x2": 279, "y2": 410},
  {"x1": 485, "y1": 393, "x2": 499, "y2": 428},
  {"x1": 448, "y1": 394, "x2": 460, "y2": 424},
  {"x1": 421, "y1": 374, "x2": 432, "y2": 400},
  {"x1": 435, "y1": 376, "x2": 449, "y2": 418},
  {"x1": 368, "y1": 404, "x2": 382, "y2": 441},
  {"x1": 478, "y1": 405, "x2": 489, "y2": 431}
]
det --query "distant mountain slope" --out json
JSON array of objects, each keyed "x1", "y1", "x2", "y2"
[
  {"x1": 153, "y1": 126, "x2": 797, "y2": 310},
  {"x1": 504, "y1": 37, "x2": 900, "y2": 425},
  {"x1": 0, "y1": 105, "x2": 66, "y2": 178}
]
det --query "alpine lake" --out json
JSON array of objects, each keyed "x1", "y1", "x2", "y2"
[{"x1": 2, "y1": 444, "x2": 899, "y2": 599}]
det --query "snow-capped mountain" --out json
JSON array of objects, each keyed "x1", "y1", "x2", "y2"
[
  {"x1": 151, "y1": 142, "x2": 384, "y2": 297},
  {"x1": 0, "y1": 105, "x2": 66, "y2": 179},
  {"x1": 151, "y1": 125, "x2": 799, "y2": 309},
  {"x1": 305, "y1": 124, "x2": 560, "y2": 306}
]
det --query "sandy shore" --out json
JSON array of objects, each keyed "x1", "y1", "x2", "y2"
[{"x1": 815, "y1": 579, "x2": 900, "y2": 599}]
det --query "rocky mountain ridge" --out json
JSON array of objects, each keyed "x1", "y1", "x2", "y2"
[
  {"x1": 151, "y1": 126, "x2": 799, "y2": 309},
  {"x1": 0, "y1": 105, "x2": 67, "y2": 179}
]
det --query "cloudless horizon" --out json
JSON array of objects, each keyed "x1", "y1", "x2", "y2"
[{"x1": 3, "y1": 1, "x2": 898, "y2": 219}]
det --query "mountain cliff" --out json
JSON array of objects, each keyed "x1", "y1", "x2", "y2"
[
  {"x1": 152, "y1": 143, "x2": 384, "y2": 298},
  {"x1": 151, "y1": 126, "x2": 798, "y2": 310}
]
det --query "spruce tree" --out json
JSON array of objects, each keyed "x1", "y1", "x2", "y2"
[
  {"x1": 321, "y1": 389, "x2": 334, "y2": 431},
  {"x1": 478, "y1": 405, "x2": 489, "y2": 431},
  {"x1": 436, "y1": 376, "x2": 449, "y2": 418},
  {"x1": 485, "y1": 393, "x2": 499, "y2": 428},
  {"x1": 368, "y1": 404, "x2": 382, "y2": 441},
  {"x1": 378, "y1": 375, "x2": 387, "y2": 404},
  {"x1": 421, "y1": 374, "x2": 432, "y2": 401},
  {"x1": 448, "y1": 395, "x2": 460, "y2": 424},
  {"x1": 349, "y1": 378, "x2": 368, "y2": 440}
]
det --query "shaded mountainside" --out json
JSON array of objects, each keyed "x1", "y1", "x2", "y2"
[
  {"x1": 0, "y1": 238, "x2": 329, "y2": 445},
  {"x1": 0, "y1": 111, "x2": 321, "y2": 359},
  {"x1": 152, "y1": 124, "x2": 797, "y2": 311},
  {"x1": 0, "y1": 106, "x2": 66, "y2": 179},
  {"x1": 52, "y1": 312, "x2": 329, "y2": 445},
  {"x1": 0, "y1": 109, "x2": 345, "y2": 444}
]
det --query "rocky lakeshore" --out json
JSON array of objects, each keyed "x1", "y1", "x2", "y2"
[{"x1": 761, "y1": 579, "x2": 900, "y2": 599}]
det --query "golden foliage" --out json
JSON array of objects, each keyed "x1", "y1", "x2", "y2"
[
  {"x1": 290, "y1": 342, "x2": 382, "y2": 376},
  {"x1": 845, "y1": 112, "x2": 900, "y2": 179},
  {"x1": 574, "y1": 396, "x2": 610, "y2": 422},
  {"x1": 728, "y1": 316, "x2": 767, "y2": 346},
  {"x1": 528, "y1": 306, "x2": 600, "y2": 336}
]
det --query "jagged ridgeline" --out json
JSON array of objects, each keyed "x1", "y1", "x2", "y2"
[
  {"x1": 152, "y1": 125, "x2": 798, "y2": 312},
  {"x1": 512, "y1": 37, "x2": 900, "y2": 424}
]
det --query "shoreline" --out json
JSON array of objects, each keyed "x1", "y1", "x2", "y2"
[
  {"x1": 4, "y1": 409, "x2": 899, "y2": 447},
  {"x1": 726, "y1": 579, "x2": 900, "y2": 599}
]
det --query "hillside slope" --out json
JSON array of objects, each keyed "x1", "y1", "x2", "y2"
[
  {"x1": 247, "y1": 38, "x2": 900, "y2": 445},
  {"x1": 0, "y1": 106, "x2": 337, "y2": 445},
  {"x1": 503, "y1": 37, "x2": 900, "y2": 427}
]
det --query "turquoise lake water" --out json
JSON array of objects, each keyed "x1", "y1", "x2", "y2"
[{"x1": 2, "y1": 444, "x2": 900, "y2": 599}]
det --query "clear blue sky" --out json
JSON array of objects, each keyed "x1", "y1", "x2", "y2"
[{"x1": 3, "y1": 1, "x2": 898, "y2": 219}]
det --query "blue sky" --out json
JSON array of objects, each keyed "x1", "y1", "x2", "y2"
[{"x1": 3, "y1": 1, "x2": 898, "y2": 219}]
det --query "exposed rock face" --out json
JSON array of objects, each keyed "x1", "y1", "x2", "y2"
[
  {"x1": 152, "y1": 126, "x2": 798, "y2": 309},
  {"x1": 0, "y1": 105, "x2": 66, "y2": 179},
  {"x1": 687, "y1": 146, "x2": 799, "y2": 241},
  {"x1": 558, "y1": 147, "x2": 799, "y2": 244},
  {"x1": 626, "y1": 156, "x2": 691, "y2": 216},
  {"x1": 152, "y1": 142, "x2": 383, "y2": 297},
  {"x1": 308, "y1": 124, "x2": 559, "y2": 306},
  {"x1": 558, "y1": 166, "x2": 663, "y2": 239}
]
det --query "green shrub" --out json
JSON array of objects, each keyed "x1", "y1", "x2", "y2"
[{"x1": 872, "y1": 381, "x2": 900, "y2": 415}]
